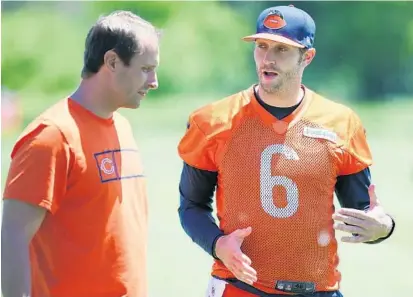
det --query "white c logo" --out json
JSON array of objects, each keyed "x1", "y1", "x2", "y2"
[{"x1": 100, "y1": 158, "x2": 115, "y2": 175}]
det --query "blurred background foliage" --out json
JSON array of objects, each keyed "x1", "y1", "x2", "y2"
[{"x1": 2, "y1": 0, "x2": 413, "y2": 104}]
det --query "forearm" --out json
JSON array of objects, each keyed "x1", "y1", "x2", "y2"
[
  {"x1": 178, "y1": 197, "x2": 224, "y2": 258},
  {"x1": 1, "y1": 229, "x2": 32, "y2": 297},
  {"x1": 178, "y1": 163, "x2": 224, "y2": 257},
  {"x1": 335, "y1": 169, "x2": 395, "y2": 243}
]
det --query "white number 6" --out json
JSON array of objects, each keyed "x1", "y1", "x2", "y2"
[{"x1": 260, "y1": 144, "x2": 299, "y2": 218}]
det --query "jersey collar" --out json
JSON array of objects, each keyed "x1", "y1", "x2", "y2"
[{"x1": 245, "y1": 84, "x2": 314, "y2": 134}]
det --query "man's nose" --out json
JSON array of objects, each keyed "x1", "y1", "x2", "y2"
[
  {"x1": 263, "y1": 50, "x2": 278, "y2": 65},
  {"x1": 147, "y1": 72, "x2": 158, "y2": 90}
]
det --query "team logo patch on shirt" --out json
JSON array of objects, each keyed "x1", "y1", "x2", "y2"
[
  {"x1": 94, "y1": 149, "x2": 144, "y2": 183},
  {"x1": 303, "y1": 127, "x2": 338, "y2": 143}
]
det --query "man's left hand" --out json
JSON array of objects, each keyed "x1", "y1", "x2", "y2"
[{"x1": 333, "y1": 184, "x2": 393, "y2": 243}]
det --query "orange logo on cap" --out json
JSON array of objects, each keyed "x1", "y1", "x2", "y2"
[{"x1": 263, "y1": 11, "x2": 286, "y2": 30}]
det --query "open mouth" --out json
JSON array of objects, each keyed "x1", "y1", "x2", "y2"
[
  {"x1": 138, "y1": 91, "x2": 147, "y2": 96},
  {"x1": 263, "y1": 70, "x2": 278, "y2": 78}
]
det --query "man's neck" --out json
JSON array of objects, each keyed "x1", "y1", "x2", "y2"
[
  {"x1": 70, "y1": 77, "x2": 114, "y2": 119},
  {"x1": 256, "y1": 83, "x2": 304, "y2": 108}
]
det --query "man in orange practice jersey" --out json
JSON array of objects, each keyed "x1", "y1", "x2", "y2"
[
  {"x1": 177, "y1": 5, "x2": 395, "y2": 297},
  {"x1": 2, "y1": 11, "x2": 160, "y2": 297}
]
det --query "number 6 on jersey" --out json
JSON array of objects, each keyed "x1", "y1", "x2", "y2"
[{"x1": 260, "y1": 144, "x2": 299, "y2": 218}]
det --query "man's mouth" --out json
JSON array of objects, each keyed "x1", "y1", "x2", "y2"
[{"x1": 262, "y1": 70, "x2": 279, "y2": 78}]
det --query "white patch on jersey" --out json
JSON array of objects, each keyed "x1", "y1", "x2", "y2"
[
  {"x1": 205, "y1": 277, "x2": 227, "y2": 297},
  {"x1": 303, "y1": 127, "x2": 338, "y2": 143},
  {"x1": 317, "y1": 229, "x2": 331, "y2": 247}
]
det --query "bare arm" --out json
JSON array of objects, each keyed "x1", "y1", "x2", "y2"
[
  {"x1": 1, "y1": 199, "x2": 47, "y2": 297},
  {"x1": 1, "y1": 123, "x2": 70, "y2": 296}
]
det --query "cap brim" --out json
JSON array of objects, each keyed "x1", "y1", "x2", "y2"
[{"x1": 242, "y1": 33, "x2": 305, "y2": 48}]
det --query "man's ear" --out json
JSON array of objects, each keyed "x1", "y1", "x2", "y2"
[
  {"x1": 103, "y1": 50, "x2": 118, "y2": 72},
  {"x1": 304, "y1": 48, "x2": 316, "y2": 66}
]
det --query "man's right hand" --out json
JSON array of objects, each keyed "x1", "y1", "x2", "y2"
[{"x1": 214, "y1": 227, "x2": 257, "y2": 285}]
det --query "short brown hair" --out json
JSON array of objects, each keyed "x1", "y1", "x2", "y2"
[{"x1": 81, "y1": 10, "x2": 161, "y2": 78}]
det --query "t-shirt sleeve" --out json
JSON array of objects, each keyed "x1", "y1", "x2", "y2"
[
  {"x1": 338, "y1": 112, "x2": 373, "y2": 176},
  {"x1": 177, "y1": 116, "x2": 218, "y2": 172},
  {"x1": 3, "y1": 123, "x2": 71, "y2": 214}
]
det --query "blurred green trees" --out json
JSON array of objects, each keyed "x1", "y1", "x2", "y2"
[{"x1": 2, "y1": 1, "x2": 413, "y2": 102}]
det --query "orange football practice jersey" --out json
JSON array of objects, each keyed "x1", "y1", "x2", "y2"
[
  {"x1": 178, "y1": 85, "x2": 372, "y2": 294},
  {"x1": 3, "y1": 98, "x2": 148, "y2": 297}
]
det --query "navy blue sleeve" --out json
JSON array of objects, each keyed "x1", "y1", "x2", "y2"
[
  {"x1": 335, "y1": 167, "x2": 372, "y2": 210},
  {"x1": 335, "y1": 168, "x2": 395, "y2": 243},
  {"x1": 178, "y1": 163, "x2": 224, "y2": 258}
]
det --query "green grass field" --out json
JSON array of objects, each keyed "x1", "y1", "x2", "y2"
[{"x1": 1, "y1": 94, "x2": 412, "y2": 297}]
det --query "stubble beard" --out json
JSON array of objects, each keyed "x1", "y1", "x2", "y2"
[{"x1": 257, "y1": 65, "x2": 303, "y2": 95}]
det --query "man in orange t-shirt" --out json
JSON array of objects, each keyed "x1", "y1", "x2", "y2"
[{"x1": 2, "y1": 11, "x2": 160, "y2": 297}]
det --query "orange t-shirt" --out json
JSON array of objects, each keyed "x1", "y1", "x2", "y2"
[
  {"x1": 3, "y1": 98, "x2": 148, "y2": 297},
  {"x1": 178, "y1": 85, "x2": 372, "y2": 294}
]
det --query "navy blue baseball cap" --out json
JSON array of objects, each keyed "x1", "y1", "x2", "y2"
[{"x1": 242, "y1": 5, "x2": 316, "y2": 49}]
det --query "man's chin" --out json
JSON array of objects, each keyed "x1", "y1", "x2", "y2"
[
  {"x1": 122, "y1": 100, "x2": 141, "y2": 109},
  {"x1": 259, "y1": 82, "x2": 281, "y2": 94}
]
